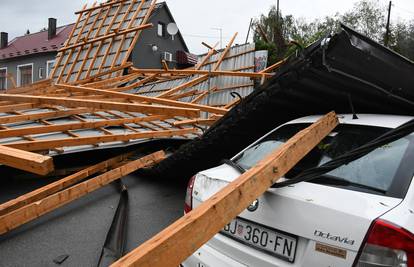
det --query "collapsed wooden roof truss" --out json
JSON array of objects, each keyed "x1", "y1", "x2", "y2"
[
  {"x1": 51, "y1": 0, "x2": 156, "y2": 83},
  {"x1": 0, "y1": 0, "x2": 286, "y2": 178}
]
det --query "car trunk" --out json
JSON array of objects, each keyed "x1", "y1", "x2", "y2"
[{"x1": 192, "y1": 164, "x2": 403, "y2": 267}]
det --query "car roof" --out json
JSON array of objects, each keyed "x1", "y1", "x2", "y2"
[{"x1": 287, "y1": 114, "x2": 413, "y2": 129}]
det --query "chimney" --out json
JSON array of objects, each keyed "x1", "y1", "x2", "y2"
[
  {"x1": 48, "y1": 18, "x2": 57, "y2": 40},
  {"x1": 0, "y1": 32, "x2": 8, "y2": 49}
]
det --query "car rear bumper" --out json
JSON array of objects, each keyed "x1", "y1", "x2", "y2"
[{"x1": 182, "y1": 240, "x2": 247, "y2": 267}]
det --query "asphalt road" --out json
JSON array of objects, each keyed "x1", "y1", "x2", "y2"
[{"x1": 0, "y1": 171, "x2": 187, "y2": 267}]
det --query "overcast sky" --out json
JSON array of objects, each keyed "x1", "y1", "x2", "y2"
[{"x1": 0, "y1": 0, "x2": 413, "y2": 54}]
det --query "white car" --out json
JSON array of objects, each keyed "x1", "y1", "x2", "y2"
[{"x1": 182, "y1": 114, "x2": 414, "y2": 267}]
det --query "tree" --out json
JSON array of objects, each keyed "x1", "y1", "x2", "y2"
[
  {"x1": 254, "y1": 0, "x2": 414, "y2": 62},
  {"x1": 341, "y1": 0, "x2": 386, "y2": 42}
]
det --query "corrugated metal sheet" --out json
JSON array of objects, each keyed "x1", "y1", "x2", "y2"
[{"x1": 129, "y1": 43, "x2": 259, "y2": 106}]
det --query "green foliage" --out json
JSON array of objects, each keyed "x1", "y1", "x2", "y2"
[{"x1": 254, "y1": 0, "x2": 414, "y2": 62}]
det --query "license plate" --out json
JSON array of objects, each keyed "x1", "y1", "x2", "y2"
[{"x1": 221, "y1": 217, "x2": 297, "y2": 263}]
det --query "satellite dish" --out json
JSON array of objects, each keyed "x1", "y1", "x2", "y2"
[{"x1": 167, "y1": 23, "x2": 179, "y2": 36}]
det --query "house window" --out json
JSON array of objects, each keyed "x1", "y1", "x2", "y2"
[
  {"x1": 0, "y1": 68, "x2": 6, "y2": 90},
  {"x1": 46, "y1": 60, "x2": 55, "y2": 78},
  {"x1": 157, "y1": 22, "x2": 165, "y2": 37},
  {"x1": 17, "y1": 64, "x2": 33, "y2": 87},
  {"x1": 39, "y1": 67, "x2": 45, "y2": 79}
]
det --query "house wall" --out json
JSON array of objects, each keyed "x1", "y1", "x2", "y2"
[
  {"x1": 0, "y1": 52, "x2": 56, "y2": 89},
  {"x1": 131, "y1": 6, "x2": 188, "y2": 69}
]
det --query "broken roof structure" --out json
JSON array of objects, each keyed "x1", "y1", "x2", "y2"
[
  {"x1": 0, "y1": 0, "x2": 413, "y2": 265},
  {"x1": 0, "y1": 0, "x2": 272, "y2": 176}
]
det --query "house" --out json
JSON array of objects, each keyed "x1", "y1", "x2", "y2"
[
  {"x1": 0, "y1": 2, "x2": 193, "y2": 90},
  {"x1": 0, "y1": 19, "x2": 73, "y2": 90},
  {"x1": 131, "y1": 2, "x2": 195, "y2": 69}
]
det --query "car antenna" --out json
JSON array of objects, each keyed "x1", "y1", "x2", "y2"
[{"x1": 347, "y1": 94, "x2": 359, "y2": 119}]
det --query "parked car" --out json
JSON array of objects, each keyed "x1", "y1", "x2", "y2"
[{"x1": 182, "y1": 114, "x2": 414, "y2": 267}]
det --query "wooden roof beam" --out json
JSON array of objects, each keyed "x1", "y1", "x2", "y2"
[
  {"x1": 0, "y1": 151, "x2": 165, "y2": 235},
  {"x1": 111, "y1": 112, "x2": 338, "y2": 267},
  {"x1": 0, "y1": 94, "x2": 200, "y2": 118},
  {"x1": 0, "y1": 145, "x2": 54, "y2": 176},
  {"x1": 131, "y1": 69, "x2": 272, "y2": 78},
  {"x1": 6, "y1": 128, "x2": 199, "y2": 152},
  {"x1": 55, "y1": 84, "x2": 228, "y2": 115},
  {"x1": 0, "y1": 115, "x2": 169, "y2": 139}
]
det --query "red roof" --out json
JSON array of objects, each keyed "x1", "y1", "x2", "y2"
[{"x1": 0, "y1": 24, "x2": 74, "y2": 60}]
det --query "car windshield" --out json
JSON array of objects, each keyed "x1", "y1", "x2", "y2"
[{"x1": 233, "y1": 123, "x2": 414, "y2": 197}]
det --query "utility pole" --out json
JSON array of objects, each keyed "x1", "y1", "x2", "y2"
[
  {"x1": 385, "y1": 1, "x2": 392, "y2": 47},
  {"x1": 245, "y1": 18, "x2": 253, "y2": 44},
  {"x1": 276, "y1": 0, "x2": 280, "y2": 24}
]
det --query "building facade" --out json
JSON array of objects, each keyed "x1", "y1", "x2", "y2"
[{"x1": 0, "y1": 20, "x2": 72, "y2": 90}]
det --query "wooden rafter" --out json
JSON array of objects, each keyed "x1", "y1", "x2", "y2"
[
  {"x1": 0, "y1": 151, "x2": 166, "y2": 235},
  {"x1": 0, "y1": 94, "x2": 200, "y2": 118},
  {"x1": 0, "y1": 145, "x2": 54, "y2": 175},
  {"x1": 111, "y1": 112, "x2": 338, "y2": 267},
  {"x1": 0, "y1": 152, "x2": 133, "y2": 216},
  {"x1": 56, "y1": 84, "x2": 228, "y2": 115},
  {"x1": 6, "y1": 128, "x2": 198, "y2": 152}
]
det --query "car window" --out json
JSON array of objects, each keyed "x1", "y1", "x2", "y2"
[{"x1": 233, "y1": 123, "x2": 414, "y2": 197}]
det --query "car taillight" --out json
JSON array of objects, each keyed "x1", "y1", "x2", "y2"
[
  {"x1": 354, "y1": 219, "x2": 414, "y2": 267},
  {"x1": 184, "y1": 175, "x2": 196, "y2": 214}
]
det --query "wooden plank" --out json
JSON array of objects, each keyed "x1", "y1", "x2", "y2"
[
  {"x1": 58, "y1": 24, "x2": 153, "y2": 52},
  {"x1": 0, "y1": 145, "x2": 54, "y2": 175},
  {"x1": 257, "y1": 24, "x2": 270, "y2": 43},
  {"x1": 0, "y1": 108, "x2": 93, "y2": 125},
  {"x1": 156, "y1": 33, "x2": 238, "y2": 99},
  {"x1": 0, "y1": 152, "x2": 133, "y2": 216},
  {"x1": 157, "y1": 75, "x2": 209, "y2": 98},
  {"x1": 6, "y1": 128, "x2": 198, "y2": 152},
  {"x1": 131, "y1": 69, "x2": 272, "y2": 78},
  {"x1": 110, "y1": 73, "x2": 159, "y2": 91},
  {"x1": 49, "y1": 4, "x2": 88, "y2": 79},
  {"x1": 173, "y1": 118, "x2": 218, "y2": 126},
  {"x1": 0, "y1": 115, "x2": 169, "y2": 139},
  {"x1": 213, "y1": 32, "x2": 238, "y2": 71},
  {"x1": 95, "y1": 1, "x2": 130, "y2": 75},
  {"x1": 111, "y1": 112, "x2": 338, "y2": 267},
  {"x1": 55, "y1": 84, "x2": 228, "y2": 115},
  {"x1": 195, "y1": 42, "x2": 219, "y2": 70},
  {"x1": 74, "y1": 62, "x2": 133, "y2": 85},
  {"x1": 0, "y1": 94, "x2": 200, "y2": 118},
  {"x1": 0, "y1": 103, "x2": 37, "y2": 113},
  {"x1": 120, "y1": 0, "x2": 157, "y2": 67},
  {"x1": 259, "y1": 58, "x2": 287, "y2": 73},
  {"x1": 75, "y1": 0, "x2": 128, "y2": 14},
  {"x1": 0, "y1": 151, "x2": 166, "y2": 235}
]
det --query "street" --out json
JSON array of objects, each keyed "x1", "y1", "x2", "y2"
[{"x1": 0, "y1": 172, "x2": 186, "y2": 266}]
